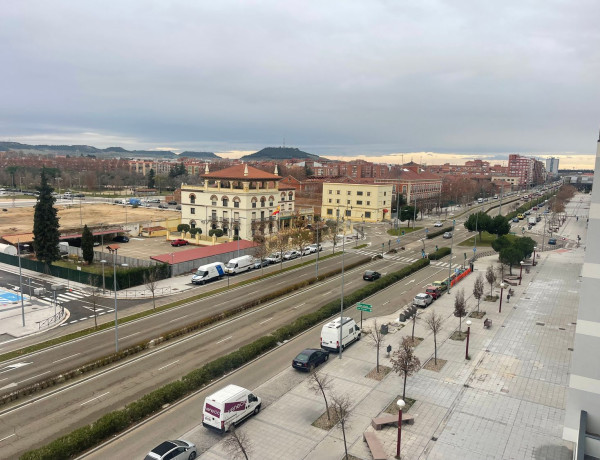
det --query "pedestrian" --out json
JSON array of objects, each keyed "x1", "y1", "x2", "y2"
[{"x1": 435, "y1": 244, "x2": 438, "y2": 252}]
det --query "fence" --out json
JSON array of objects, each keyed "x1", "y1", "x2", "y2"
[
  {"x1": 36, "y1": 306, "x2": 66, "y2": 330},
  {"x1": 66, "y1": 246, "x2": 156, "y2": 267}
]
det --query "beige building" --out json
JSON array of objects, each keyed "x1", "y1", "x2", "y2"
[
  {"x1": 321, "y1": 182, "x2": 393, "y2": 222},
  {"x1": 180, "y1": 164, "x2": 303, "y2": 240}
]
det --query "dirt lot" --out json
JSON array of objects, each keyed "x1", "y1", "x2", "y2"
[{"x1": 0, "y1": 202, "x2": 180, "y2": 236}]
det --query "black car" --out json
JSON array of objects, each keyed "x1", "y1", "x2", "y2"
[
  {"x1": 168, "y1": 200, "x2": 177, "y2": 205},
  {"x1": 113, "y1": 235, "x2": 130, "y2": 243},
  {"x1": 363, "y1": 270, "x2": 381, "y2": 281},
  {"x1": 548, "y1": 238, "x2": 557, "y2": 245},
  {"x1": 292, "y1": 348, "x2": 329, "y2": 371}
]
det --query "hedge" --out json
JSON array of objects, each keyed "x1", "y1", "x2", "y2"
[
  {"x1": 426, "y1": 226, "x2": 453, "y2": 239},
  {"x1": 428, "y1": 247, "x2": 451, "y2": 260},
  {"x1": 20, "y1": 256, "x2": 431, "y2": 460}
]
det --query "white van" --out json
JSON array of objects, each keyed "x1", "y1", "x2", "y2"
[
  {"x1": 320, "y1": 316, "x2": 361, "y2": 352},
  {"x1": 224, "y1": 255, "x2": 253, "y2": 275},
  {"x1": 192, "y1": 262, "x2": 226, "y2": 285},
  {"x1": 477, "y1": 198, "x2": 483, "y2": 203},
  {"x1": 202, "y1": 384, "x2": 261, "y2": 433}
]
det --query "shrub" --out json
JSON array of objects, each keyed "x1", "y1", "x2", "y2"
[
  {"x1": 428, "y1": 247, "x2": 451, "y2": 260},
  {"x1": 427, "y1": 227, "x2": 453, "y2": 239},
  {"x1": 209, "y1": 229, "x2": 224, "y2": 237},
  {"x1": 177, "y1": 224, "x2": 190, "y2": 233},
  {"x1": 189, "y1": 228, "x2": 201, "y2": 235}
]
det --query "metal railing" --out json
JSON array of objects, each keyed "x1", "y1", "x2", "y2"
[{"x1": 37, "y1": 307, "x2": 66, "y2": 330}]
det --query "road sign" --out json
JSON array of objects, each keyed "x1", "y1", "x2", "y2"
[
  {"x1": 397, "y1": 238, "x2": 400, "y2": 243},
  {"x1": 425, "y1": 228, "x2": 429, "y2": 234},
  {"x1": 473, "y1": 247, "x2": 477, "y2": 252},
  {"x1": 357, "y1": 302, "x2": 372, "y2": 312}
]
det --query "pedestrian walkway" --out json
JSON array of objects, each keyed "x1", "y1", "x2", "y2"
[{"x1": 198, "y1": 246, "x2": 579, "y2": 460}]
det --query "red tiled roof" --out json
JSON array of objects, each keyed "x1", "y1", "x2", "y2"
[
  {"x1": 202, "y1": 164, "x2": 282, "y2": 180},
  {"x1": 151, "y1": 240, "x2": 258, "y2": 265}
]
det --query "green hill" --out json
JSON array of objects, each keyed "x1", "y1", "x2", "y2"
[{"x1": 240, "y1": 147, "x2": 320, "y2": 161}]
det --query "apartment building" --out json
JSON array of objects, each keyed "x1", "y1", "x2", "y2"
[{"x1": 321, "y1": 182, "x2": 393, "y2": 222}]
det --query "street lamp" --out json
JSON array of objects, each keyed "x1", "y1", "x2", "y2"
[
  {"x1": 17, "y1": 239, "x2": 25, "y2": 327},
  {"x1": 499, "y1": 282, "x2": 506, "y2": 313},
  {"x1": 447, "y1": 219, "x2": 456, "y2": 293},
  {"x1": 396, "y1": 399, "x2": 406, "y2": 458},
  {"x1": 465, "y1": 320, "x2": 472, "y2": 360},
  {"x1": 519, "y1": 261, "x2": 524, "y2": 285},
  {"x1": 339, "y1": 208, "x2": 346, "y2": 360},
  {"x1": 100, "y1": 259, "x2": 107, "y2": 294},
  {"x1": 107, "y1": 246, "x2": 121, "y2": 353},
  {"x1": 533, "y1": 246, "x2": 537, "y2": 266}
]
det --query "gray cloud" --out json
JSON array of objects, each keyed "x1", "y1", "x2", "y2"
[{"x1": 1, "y1": 0, "x2": 599, "y2": 159}]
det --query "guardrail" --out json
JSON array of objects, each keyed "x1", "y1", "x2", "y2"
[
  {"x1": 37, "y1": 307, "x2": 65, "y2": 330},
  {"x1": 100, "y1": 286, "x2": 173, "y2": 299}
]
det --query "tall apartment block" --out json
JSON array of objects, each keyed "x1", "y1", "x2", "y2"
[{"x1": 546, "y1": 157, "x2": 560, "y2": 176}]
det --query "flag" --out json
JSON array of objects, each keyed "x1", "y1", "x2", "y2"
[{"x1": 272, "y1": 206, "x2": 280, "y2": 216}]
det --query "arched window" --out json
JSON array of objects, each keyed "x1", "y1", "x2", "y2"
[
  {"x1": 251, "y1": 197, "x2": 258, "y2": 208},
  {"x1": 210, "y1": 195, "x2": 218, "y2": 206},
  {"x1": 260, "y1": 196, "x2": 266, "y2": 207},
  {"x1": 280, "y1": 192, "x2": 286, "y2": 201},
  {"x1": 189, "y1": 193, "x2": 196, "y2": 204},
  {"x1": 221, "y1": 195, "x2": 229, "y2": 207},
  {"x1": 233, "y1": 196, "x2": 241, "y2": 208},
  {"x1": 268, "y1": 195, "x2": 275, "y2": 207},
  {"x1": 288, "y1": 191, "x2": 294, "y2": 201},
  {"x1": 190, "y1": 219, "x2": 196, "y2": 229}
]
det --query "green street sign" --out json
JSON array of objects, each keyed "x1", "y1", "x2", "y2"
[{"x1": 357, "y1": 302, "x2": 372, "y2": 312}]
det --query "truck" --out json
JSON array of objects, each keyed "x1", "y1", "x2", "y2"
[
  {"x1": 128, "y1": 197, "x2": 141, "y2": 206},
  {"x1": 58, "y1": 242, "x2": 69, "y2": 255},
  {"x1": 528, "y1": 216, "x2": 536, "y2": 225},
  {"x1": 224, "y1": 255, "x2": 253, "y2": 275},
  {"x1": 202, "y1": 384, "x2": 261, "y2": 433},
  {"x1": 320, "y1": 316, "x2": 361, "y2": 352},
  {"x1": 191, "y1": 262, "x2": 226, "y2": 285}
]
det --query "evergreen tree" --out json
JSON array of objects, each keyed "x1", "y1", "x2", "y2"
[
  {"x1": 147, "y1": 168, "x2": 156, "y2": 188},
  {"x1": 81, "y1": 224, "x2": 94, "y2": 264},
  {"x1": 33, "y1": 169, "x2": 61, "y2": 264}
]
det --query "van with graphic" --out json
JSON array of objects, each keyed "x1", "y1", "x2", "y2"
[
  {"x1": 191, "y1": 262, "x2": 225, "y2": 285},
  {"x1": 202, "y1": 385, "x2": 261, "y2": 433}
]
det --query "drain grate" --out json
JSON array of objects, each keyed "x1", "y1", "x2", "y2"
[
  {"x1": 568, "y1": 347, "x2": 574, "y2": 351},
  {"x1": 536, "y1": 321, "x2": 545, "y2": 326},
  {"x1": 559, "y1": 327, "x2": 565, "y2": 331}
]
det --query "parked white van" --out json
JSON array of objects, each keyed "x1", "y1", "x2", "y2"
[
  {"x1": 202, "y1": 384, "x2": 261, "y2": 433},
  {"x1": 191, "y1": 262, "x2": 226, "y2": 285},
  {"x1": 224, "y1": 255, "x2": 253, "y2": 275},
  {"x1": 320, "y1": 316, "x2": 361, "y2": 352}
]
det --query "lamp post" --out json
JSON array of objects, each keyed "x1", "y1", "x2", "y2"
[
  {"x1": 447, "y1": 220, "x2": 456, "y2": 293},
  {"x1": 519, "y1": 261, "x2": 524, "y2": 285},
  {"x1": 17, "y1": 239, "x2": 25, "y2": 327},
  {"x1": 499, "y1": 282, "x2": 506, "y2": 313},
  {"x1": 396, "y1": 399, "x2": 405, "y2": 458},
  {"x1": 339, "y1": 209, "x2": 346, "y2": 360},
  {"x1": 171, "y1": 252, "x2": 175, "y2": 278},
  {"x1": 100, "y1": 259, "x2": 107, "y2": 294},
  {"x1": 465, "y1": 320, "x2": 472, "y2": 360},
  {"x1": 107, "y1": 246, "x2": 120, "y2": 353},
  {"x1": 533, "y1": 246, "x2": 537, "y2": 266},
  {"x1": 315, "y1": 217, "x2": 320, "y2": 277}
]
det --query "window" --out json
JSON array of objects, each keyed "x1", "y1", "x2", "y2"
[
  {"x1": 212, "y1": 200, "x2": 217, "y2": 206},
  {"x1": 357, "y1": 200, "x2": 362, "y2": 205},
  {"x1": 222, "y1": 199, "x2": 228, "y2": 207},
  {"x1": 211, "y1": 210, "x2": 217, "y2": 219},
  {"x1": 328, "y1": 198, "x2": 332, "y2": 203},
  {"x1": 327, "y1": 209, "x2": 333, "y2": 215},
  {"x1": 336, "y1": 199, "x2": 340, "y2": 204},
  {"x1": 365, "y1": 211, "x2": 371, "y2": 218},
  {"x1": 328, "y1": 190, "x2": 332, "y2": 194},
  {"x1": 384, "y1": 192, "x2": 387, "y2": 196},
  {"x1": 252, "y1": 202, "x2": 256, "y2": 208},
  {"x1": 189, "y1": 194, "x2": 196, "y2": 204},
  {"x1": 336, "y1": 190, "x2": 340, "y2": 195},
  {"x1": 357, "y1": 191, "x2": 363, "y2": 196},
  {"x1": 367, "y1": 201, "x2": 370, "y2": 205},
  {"x1": 345, "y1": 209, "x2": 351, "y2": 217},
  {"x1": 252, "y1": 212, "x2": 256, "y2": 220},
  {"x1": 383, "y1": 201, "x2": 386, "y2": 205},
  {"x1": 191, "y1": 208, "x2": 195, "y2": 214},
  {"x1": 347, "y1": 190, "x2": 351, "y2": 195},
  {"x1": 367, "y1": 192, "x2": 371, "y2": 196},
  {"x1": 347, "y1": 200, "x2": 351, "y2": 205},
  {"x1": 234, "y1": 201, "x2": 239, "y2": 208}
]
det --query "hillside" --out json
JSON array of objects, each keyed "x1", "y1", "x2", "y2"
[
  {"x1": 240, "y1": 147, "x2": 320, "y2": 161},
  {"x1": 179, "y1": 151, "x2": 220, "y2": 159}
]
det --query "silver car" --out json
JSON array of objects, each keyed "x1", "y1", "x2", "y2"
[
  {"x1": 145, "y1": 440, "x2": 197, "y2": 460},
  {"x1": 413, "y1": 293, "x2": 433, "y2": 308}
]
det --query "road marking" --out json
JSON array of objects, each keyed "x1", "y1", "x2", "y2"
[
  {"x1": 0, "y1": 362, "x2": 32, "y2": 374},
  {"x1": 53, "y1": 353, "x2": 81, "y2": 364},
  {"x1": 275, "y1": 280, "x2": 287, "y2": 285},
  {"x1": 383, "y1": 300, "x2": 389, "y2": 305},
  {"x1": 121, "y1": 332, "x2": 140, "y2": 340},
  {"x1": 157, "y1": 360, "x2": 180, "y2": 371},
  {"x1": 216, "y1": 336, "x2": 232, "y2": 344},
  {"x1": 297, "y1": 303, "x2": 305, "y2": 307},
  {"x1": 405, "y1": 279, "x2": 415, "y2": 286},
  {"x1": 0, "y1": 433, "x2": 15, "y2": 443},
  {"x1": 259, "y1": 317, "x2": 273, "y2": 325},
  {"x1": 0, "y1": 383, "x2": 17, "y2": 391},
  {"x1": 20, "y1": 371, "x2": 51, "y2": 383},
  {"x1": 80, "y1": 391, "x2": 110, "y2": 406},
  {"x1": 169, "y1": 314, "x2": 188, "y2": 323},
  {"x1": 322, "y1": 291, "x2": 331, "y2": 296}
]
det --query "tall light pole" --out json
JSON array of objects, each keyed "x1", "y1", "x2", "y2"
[
  {"x1": 315, "y1": 217, "x2": 320, "y2": 277},
  {"x1": 533, "y1": 246, "x2": 537, "y2": 266},
  {"x1": 465, "y1": 320, "x2": 472, "y2": 359},
  {"x1": 396, "y1": 399, "x2": 405, "y2": 458},
  {"x1": 519, "y1": 261, "x2": 524, "y2": 285},
  {"x1": 447, "y1": 219, "x2": 456, "y2": 293},
  {"x1": 100, "y1": 260, "x2": 106, "y2": 294},
  {"x1": 499, "y1": 282, "x2": 506, "y2": 313},
  {"x1": 339, "y1": 208, "x2": 346, "y2": 360},
  {"x1": 17, "y1": 239, "x2": 25, "y2": 327},
  {"x1": 108, "y1": 246, "x2": 120, "y2": 353}
]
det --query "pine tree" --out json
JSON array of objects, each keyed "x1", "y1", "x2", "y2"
[
  {"x1": 81, "y1": 224, "x2": 94, "y2": 264},
  {"x1": 33, "y1": 169, "x2": 61, "y2": 264},
  {"x1": 147, "y1": 168, "x2": 156, "y2": 188}
]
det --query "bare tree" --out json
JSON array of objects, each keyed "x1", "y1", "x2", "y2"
[
  {"x1": 307, "y1": 370, "x2": 333, "y2": 422},
  {"x1": 222, "y1": 425, "x2": 251, "y2": 460},
  {"x1": 454, "y1": 289, "x2": 467, "y2": 332},
  {"x1": 366, "y1": 319, "x2": 385, "y2": 373},
  {"x1": 391, "y1": 337, "x2": 421, "y2": 400},
  {"x1": 331, "y1": 393, "x2": 353, "y2": 460},
  {"x1": 144, "y1": 268, "x2": 159, "y2": 310},
  {"x1": 473, "y1": 274, "x2": 484, "y2": 312},
  {"x1": 485, "y1": 265, "x2": 496, "y2": 296},
  {"x1": 424, "y1": 311, "x2": 443, "y2": 365},
  {"x1": 252, "y1": 232, "x2": 269, "y2": 275}
]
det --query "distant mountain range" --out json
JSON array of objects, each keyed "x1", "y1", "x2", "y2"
[
  {"x1": 240, "y1": 147, "x2": 320, "y2": 161},
  {"x1": 0, "y1": 142, "x2": 321, "y2": 161}
]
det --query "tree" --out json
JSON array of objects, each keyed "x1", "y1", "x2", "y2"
[
  {"x1": 144, "y1": 268, "x2": 160, "y2": 310},
  {"x1": 410, "y1": 310, "x2": 419, "y2": 342},
  {"x1": 366, "y1": 320, "x2": 385, "y2": 373},
  {"x1": 491, "y1": 234, "x2": 513, "y2": 254},
  {"x1": 400, "y1": 205, "x2": 418, "y2": 227},
  {"x1": 222, "y1": 425, "x2": 251, "y2": 460},
  {"x1": 146, "y1": 168, "x2": 156, "y2": 188},
  {"x1": 307, "y1": 370, "x2": 333, "y2": 422},
  {"x1": 177, "y1": 223, "x2": 190, "y2": 233},
  {"x1": 486, "y1": 265, "x2": 497, "y2": 295},
  {"x1": 464, "y1": 211, "x2": 491, "y2": 241},
  {"x1": 331, "y1": 393, "x2": 353, "y2": 460},
  {"x1": 473, "y1": 274, "x2": 484, "y2": 312},
  {"x1": 81, "y1": 224, "x2": 94, "y2": 264},
  {"x1": 454, "y1": 289, "x2": 467, "y2": 332},
  {"x1": 489, "y1": 215, "x2": 510, "y2": 237},
  {"x1": 499, "y1": 246, "x2": 522, "y2": 275},
  {"x1": 515, "y1": 236, "x2": 535, "y2": 260},
  {"x1": 391, "y1": 336, "x2": 421, "y2": 400},
  {"x1": 33, "y1": 169, "x2": 61, "y2": 264},
  {"x1": 424, "y1": 311, "x2": 443, "y2": 365}
]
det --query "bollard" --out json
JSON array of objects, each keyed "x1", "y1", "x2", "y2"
[{"x1": 386, "y1": 344, "x2": 392, "y2": 357}]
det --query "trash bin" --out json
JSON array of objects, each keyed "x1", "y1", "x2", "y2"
[
  {"x1": 386, "y1": 344, "x2": 392, "y2": 357},
  {"x1": 380, "y1": 323, "x2": 389, "y2": 335}
]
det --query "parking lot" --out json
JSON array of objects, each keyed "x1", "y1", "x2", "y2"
[{"x1": 100, "y1": 235, "x2": 203, "y2": 261}]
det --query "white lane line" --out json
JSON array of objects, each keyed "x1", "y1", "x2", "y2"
[
  {"x1": 53, "y1": 353, "x2": 81, "y2": 364},
  {"x1": 259, "y1": 317, "x2": 273, "y2": 325},
  {"x1": 297, "y1": 303, "x2": 305, "y2": 307},
  {"x1": 69, "y1": 320, "x2": 77, "y2": 324},
  {"x1": 121, "y1": 332, "x2": 140, "y2": 340},
  {"x1": 383, "y1": 300, "x2": 390, "y2": 305},
  {"x1": 0, "y1": 433, "x2": 15, "y2": 443},
  {"x1": 169, "y1": 314, "x2": 189, "y2": 323},
  {"x1": 322, "y1": 291, "x2": 331, "y2": 296},
  {"x1": 20, "y1": 371, "x2": 51, "y2": 383},
  {"x1": 216, "y1": 336, "x2": 232, "y2": 344},
  {"x1": 80, "y1": 391, "x2": 110, "y2": 406},
  {"x1": 157, "y1": 360, "x2": 180, "y2": 371},
  {"x1": 275, "y1": 280, "x2": 287, "y2": 285},
  {"x1": 98, "y1": 312, "x2": 106, "y2": 315}
]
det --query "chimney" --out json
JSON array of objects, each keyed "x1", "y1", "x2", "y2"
[
  {"x1": 204, "y1": 163, "x2": 209, "y2": 174},
  {"x1": 244, "y1": 164, "x2": 248, "y2": 177}
]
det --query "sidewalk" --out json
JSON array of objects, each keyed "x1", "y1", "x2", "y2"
[{"x1": 198, "y1": 246, "x2": 579, "y2": 460}]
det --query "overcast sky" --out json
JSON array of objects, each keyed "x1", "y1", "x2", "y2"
[{"x1": 1, "y1": 1, "x2": 599, "y2": 167}]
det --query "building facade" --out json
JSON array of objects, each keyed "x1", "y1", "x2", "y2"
[
  {"x1": 321, "y1": 182, "x2": 393, "y2": 222},
  {"x1": 546, "y1": 157, "x2": 560, "y2": 176},
  {"x1": 180, "y1": 164, "x2": 298, "y2": 240},
  {"x1": 508, "y1": 154, "x2": 547, "y2": 187}
]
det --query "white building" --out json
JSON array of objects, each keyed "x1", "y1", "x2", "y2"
[{"x1": 546, "y1": 157, "x2": 560, "y2": 176}]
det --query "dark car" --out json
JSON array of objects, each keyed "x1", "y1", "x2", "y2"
[
  {"x1": 548, "y1": 238, "x2": 557, "y2": 245},
  {"x1": 512, "y1": 217, "x2": 519, "y2": 223},
  {"x1": 363, "y1": 270, "x2": 381, "y2": 281},
  {"x1": 171, "y1": 239, "x2": 188, "y2": 247},
  {"x1": 168, "y1": 200, "x2": 177, "y2": 205},
  {"x1": 292, "y1": 348, "x2": 329, "y2": 371},
  {"x1": 112, "y1": 235, "x2": 130, "y2": 243}
]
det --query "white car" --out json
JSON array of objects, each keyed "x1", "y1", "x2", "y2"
[
  {"x1": 283, "y1": 250, "x2": 300, "y2": 260},
  {"x1": 434, "y1": 221, "x2": 443, "y2": 227},
  {"x1": 266, "y1": 252, "x2": 282, "y2": 264},
  {"x1": 301, "y1": 247, "x2": 313, "y2": 256},
  {"x1": 413, "y1": 293, "x2": 433, "y2": 308},
  {"x1": 308, "y1": 243, "x2": 322, "y2": 252},
  {"x1": 145, "y1": 440, "x2": 197, "y2": 460},
  {"x1": 443, "y1": 232, "x2": 453, "y2": 239}
]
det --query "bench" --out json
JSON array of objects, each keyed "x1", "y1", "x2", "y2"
[
  {"x1": 503, "y1": 279, "x2": 518, "y2": 286},
  {"x1": 371, "y1": 413, "x2": 415, "y2": 430},
  {"x1": 363, "y1": 432, "x2": 387, "y2": 460},
  {"x1": 484, "y1": 318, "x2": 492, "y2": 329}
]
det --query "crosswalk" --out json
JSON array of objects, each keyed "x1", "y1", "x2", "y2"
[
  {"x1": 42, "y1": 288, "x2": 89, "y2": 305},
  {"x1": 353, "y1": 249, "x2": 453, "y2": 268}
]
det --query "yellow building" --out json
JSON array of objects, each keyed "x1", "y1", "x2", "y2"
[{"x1": 321, "y1": 182, "x2": 393, "y2": 222}]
